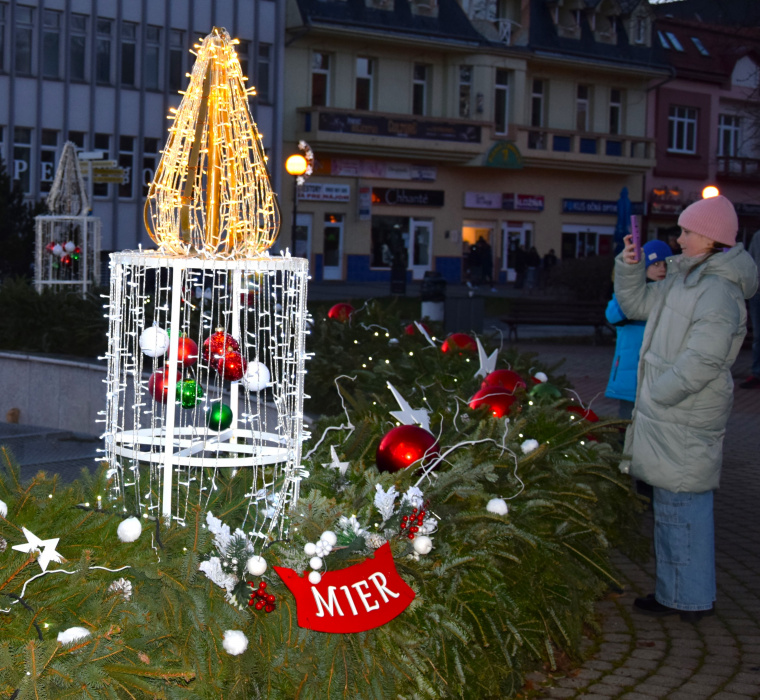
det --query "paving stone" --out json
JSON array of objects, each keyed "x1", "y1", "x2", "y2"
[
  {"x1": 575, "y1": 694, "x2": 615, "y2": 700},
  {"x1": 625, "y1": 657, "x2": 660, "y2": 672},
  {"x1": 583, "y1": 683, "x2": 620, "y2": 697},
  {"x1": 603, "y1": 633, "x2": 632, "y2": 643},
  {"x1": 543, "y1": 687, "x2": 577, "y2": 698},
  {"x1": 597, "y1": 674, "x2": 636, "y2": 689},
  {"x1": 657, "y1": 665, "x2": 699, "y2": 680},
  {"x1": 616, "y1": 693, "x2": 661, "y2": 700},
  {"x1": 555, "y1": 676, "x2": 589, "y2": 690},
  {"x1": 586, "y1": 660, "x2": 615, "y2": 672},
  {"x1": 612, "y1": 666, "x2": 650, "y2": 680},
  {"x1": 666, "y1": 686, "x2": 715, "y2": 700},
  {"x1": 599, "y1": 642, "x2": 630, "y2": 654},
  {"x1": 575, "y1": 668, "x2": 603, "y2": 682},
  {"x1": 712, "y1": 693, "x2": 758, "y2": 700},
  {"x1": 731, "y1": 671, "x2": 760, "y2": 684},
  {"x1": 630, "y1": 648, "x2": 665, "y2": 661},
  {"x1": 724, "y1": 681, "x2": 760, "y2": 694}
]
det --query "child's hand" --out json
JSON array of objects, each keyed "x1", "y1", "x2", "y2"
[{"x1": 622, "y1": 235, "x2": 639, "y2": 265}]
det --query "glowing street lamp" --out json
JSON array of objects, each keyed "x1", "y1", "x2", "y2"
[
  {"x1": 285, "y1": 152, "x2": 309, "y2": 255},
  {"x1": 702, "y1": 185, "x2": 720, "y2": 199}
]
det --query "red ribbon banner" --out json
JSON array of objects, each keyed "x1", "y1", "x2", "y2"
[{"x1": 273, "y1": 543, "x2": 415, "y2": 633}]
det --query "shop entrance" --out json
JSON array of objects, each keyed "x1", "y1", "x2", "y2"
[
  {"x1": 323, "y1": 214, "x2": 344, "y2": 280},
  {"x1": 501, "y1": 222, "x2": 532, "y2": 282},
  {"x1": 409, "y1": 219, "x2": 432, "y2": 280}
]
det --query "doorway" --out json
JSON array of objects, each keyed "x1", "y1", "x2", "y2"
[
  {"x1": 323, "y1": 214, "x2": 344, "y2": 280},
  {"x1": 501, "y1": 222, "x2": 532, "y2": 282},
  {"x1": 409, "y1": 219, "x2": 432, "y2": 280}
]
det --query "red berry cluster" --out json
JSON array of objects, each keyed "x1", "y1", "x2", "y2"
[
  {"x1": 399, "y1": 507, "x2": 426, "y2": 540},
  {"x1": 248, "y1": 580, "x2": 276, "y2": 613}
]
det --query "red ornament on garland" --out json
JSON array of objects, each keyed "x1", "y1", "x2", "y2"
[
  {"x1": 482, "y1": 369, "x2": 526, "y2": 393},
  {"x1": 215, "y1": 350, "x2": 247, "y2": 382},
  {"x1": 441, "y1": 333, "x2": 477, "y2": 353},
  {"x1": 148, "y1": 368, "x2": 182, "y2": 403},
  {"x1": 376, "y1": 425, "x2": 439, "y2": 473},
  {"x1": 248, "y1": 580, "x2": 276, "y2": 613},
  {"x1": 172, "y1": 336, "x2": 199, "y2": 368},
  {"x1": 202, "y1": 330, "x2": 240, "y2": 363},
  {"x1": 469, "y1": 387, "x2": 516, "y2": 418},
  {"x1": 327, "y1": 303, "x2": 354, "y2": 322},
  {"x1": 565, "y1": 405, "x2": 599, "y2": 423},
  {"x1": 404, "y1": 322, "x2": 431, "y2": 336}
]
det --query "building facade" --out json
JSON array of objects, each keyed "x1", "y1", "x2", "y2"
[{"x1": 0, "y1": 0, "x2": 285, "y2": 256}]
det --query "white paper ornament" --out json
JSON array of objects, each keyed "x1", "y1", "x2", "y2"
[
  {"x1": 412, "y1": 535, "x2": 433, "y2": 555},
  {"x1": 222, "y1": 630, "x2": 248, "y2": 656},
  {"x1": 486, "y1": 498, "x2": 509, "y2": 516},
  {"x1": 242, "y1": 361, "x2": 271, "y2": 392},
  {"x1": 245, "y1": 555, "x2": 267, "y2": 576},
  {"x1": 64, "y1": 240, "x2": 76, "y2": 253},
  {"x1": 534, "y1": 372, "x2": 548, "y2": 383},
  {"x1": 0, "y1": 499, "x2": 6, "y2": 518},
  {"x1": 117, "y1": 517, "x2": 142, "y2": 543},
  {"x1": 309, "y1": 556, "x2": 323, "y2": 570},
  {"x1": 57, "y1": 626, "x2": 90, "y2": 644},
  {"x1": 320, "y1": 530, "x2": 337, "y2": 547},
  {"x1": 304, "y1": 542, "x2": 317, "y2": 556},
  {"x1": 308, "y1": 571, "x2": 322, "y2": 584},
  {"x1": 139, "y1": 326, "x2": 170, "y2": 358},
  {"x1": 52, "y1": 243, "x2": 64, "y2": 257}
]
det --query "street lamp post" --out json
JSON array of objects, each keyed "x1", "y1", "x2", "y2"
[{"x1": 285, "y1": 153, "x2": 309, "y2": 255}]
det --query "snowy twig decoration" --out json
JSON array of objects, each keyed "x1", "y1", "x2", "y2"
[{"x1": 374, "y1": 484, "x2": 398, "y2": 523}]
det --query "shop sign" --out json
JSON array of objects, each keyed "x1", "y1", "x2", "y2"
[
  {"x1": 318, "y1": 111, "x2": 481, "y2": 143},
  {"x1": 464, "y1": 191, "x2": 501, "y2": 209},
  {"x1": 649, "y1": 187, "x2": 683, "y2": 216},
  {"x1": 298, "y1": 183, "x2": 351, "y2": 202},
  {"x1": 372, "y1": 187, "x2": 444, "y2": 207},
  {"x1": 358, "y1": 186, "x2": 372, "y2": 220},
  {"x1": 563, "y1": 199, "x2": 644, "y2": 215},
  {"x1": 503, "y1": 193, "x2": 544, "y2": 211},
  {"x1": 330, "y1": 158, "x2": 436, "y2": 181}
]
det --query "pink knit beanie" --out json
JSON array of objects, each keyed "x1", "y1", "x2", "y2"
[{"x1": 677, "y1": 195, "x2": 738, "y2": 247}]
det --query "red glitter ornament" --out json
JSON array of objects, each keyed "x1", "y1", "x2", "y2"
[
  {"x1": 469, "y1": 386, "x2": 516, "y2": 418},
  {"x1": 147, "y1": 368, "x2": 182, "y2": 403},
  {"x1": 441, "y1": 333, "x2": 477, "y2": 353},
  {"x1": 202, "y1": 330, "x2": 240, "y2": 363},
  {"x1": 565, "y1": 405, "x2": 599, "y2": 423},
  {"x1": 327, "y1": 303, "x2": 354, "y2": 322},
  {"x1": 482, "y1": 369, "x2": 526, "y2": 393},
  {"x1": 215, "y1": 350, "x2": 247, "y2": 382},
  {"x1": 404, "y1": 322, "x2": 431, "y2": 336},
  {"x1": 376, "y1": 425, "x2": 439, "y2": 473},
  {"x1": 172, "y1": 336, "x2": 199, "y2": 368}
]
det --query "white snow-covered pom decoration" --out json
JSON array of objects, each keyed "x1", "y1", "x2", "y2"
[
  {"x1": 117, "y1": 516, "x2": 142, "y2": 543},
  {"x1": 52, "y1": 243, "x2": 64, "y2": 257},
  {"x1": 388, "y1": 337, "x2": 399, "y2": 346},
  {"x1": 534, "y1": 372, "x2": 548, "y2": 383},
  {"x1": 309, "y1": 556, "x2": 323, "y2": 570},
  {"x1": 0, "y1": 499, "x2": 7, "y2": 518},
  {"x1": 304, "y1": 542, "x2": 317, "y2": 556},
  {"x1": 242, "y1": 361, "x2": 271, "y2": 392},
  {"x1": 245, "y1": 555, "x2": 267, "y2": 577},
  {"x1": 139, "y1": 326, "x2": 170, "y2": 358},
  {"x1": 57, "y1": 626, "x2": 90, "y2": 644},
  {"x1": 222, "y1": 630, "x2": 248, "y2": 656},
  {"x1": 308, "y1": 571, "x2": 322, "y2": 584},
  {"x1": 412, "y1": 535, "x2": 433, "y2": 555},
  {"x1": 487, "y1": 498, "x2": 509, "y2": 516},
  {"x1": 320, "y1": 530, "x2": 337, "y2": 547},
  {"x1": 64, "y1": 240, "x2": 76, "y2": 253},
  {"x1": 521, "y1": 439, "x2": 540, "y2": 455}
]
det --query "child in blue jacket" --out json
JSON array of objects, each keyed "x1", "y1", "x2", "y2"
[{"x1": 605, "y1": 240, "x2": 671, "y2": 419}]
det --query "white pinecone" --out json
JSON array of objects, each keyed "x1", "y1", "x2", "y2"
[
  {"x1": 0, "y1": 536, "x2": 6, "y2": 553},
  {"x1": 365, "y1": 533, "x2": 386, "y2": 550},
  {"x1": 107, "y1": 577, "x2": 133, "y2": 601}
]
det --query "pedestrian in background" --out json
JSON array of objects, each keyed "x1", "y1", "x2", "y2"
[
  {"x1": 525, "y1": 246, "x2": 541, "y2": 290},
  {"x1": 615, "y1": 195, "x2": 757, "y2": 623},
  {"x1": 739, "y1": 230, "x2": 760, "y2": 388}
]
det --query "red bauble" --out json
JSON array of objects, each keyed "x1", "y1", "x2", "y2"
[
  {"x1": 404, "y1": 322, "x2": 431, "y2": 336},
  {"x1": 441, "y1": 333, "x2": 477, "y2": 353},
  {"x1": 202, "y1": 331, "x2": 240, "y2": 362},
  {"x1": 215, "y1": 350, "x2": 247, "y2": 382},
  {"x1": 148, "y1": 368, "x2": 182, "y2": 403},
  {"x1": 469, "y1": 386, "x2": 516, "y2": 418},
  {"x1": 172, "y1": 337, "x2": 198, "y2": 368},
  {"x1": 565, "y1": 405, "x2": 599, "y2": 423},
  {"x1": 327, "y1": 303, "x2": 354, "y2": 322},
  {"x1": 482, "y1": 369, "x2": 526, "y2": 393},
  {"x1": 376, "y1": 425, "x2": 439, "y2": 473}
]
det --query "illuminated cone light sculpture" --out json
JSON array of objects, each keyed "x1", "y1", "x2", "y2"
[
  {"x1": 103, "y1": 28, "x2": 308, "y2": 540},
  {"x1": 34, "y1": 141, "x2": 101, "y2": 296}
]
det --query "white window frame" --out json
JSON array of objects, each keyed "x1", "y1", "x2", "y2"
[
  {"x1": 494, "y1": 68, "x2": 509, "y2": 135},
  {"x1": 42, "y1": 9, "x2": 61, "y2": 79},
  {"x1": 576, "y1": 84, "x2": 590, "y2": 132},
  {"x1": 609, "y1": 88, "x2": 622, "y2": 135},
  {"x1": 355, "y1": 56, "x2": 374, "y2": 111},
  {"x1": 412, "y1": 63, "x2": 428, "y2": 116},
  {"x1": 718, "y1": 114, "x2": 741, "y2": 157},
  {"x1": 668, "y1": 105, "x2": 698, "y2": 154},
  {"x1": 311, "y1": 51, "x2": 331, "y2": 107}
]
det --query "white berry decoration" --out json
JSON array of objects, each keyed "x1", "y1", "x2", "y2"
[
  {"x1": 245, "y1": 555, "x2": 267, "y2": 577},
  {"x1": 320, "y1": 530, "x2": 337, "y2": 547},
  {"x1": 487, "y1": 498, "x2": 509, "y2": 516},
  {"x1": 309, "y1": 556, "x2": 323, "y2": 570},
  {"x1": 0, "y1": 499, "x2": 7, "y2": 518},
  {"x1": 222, "y1": 630, "x2": 248, "y2": 656},
  {"x1": 308, "y1": 571, "x2": 322, "y2": 585},
  {"x1": 412, "y1": 535, "x2": 433, "y2": 555},
  {"x1": 57, "y1": 626, "x2": 90, "y2": 644},
  {"x1": 117, "y1": 517, "x2": 142, "y2": 543},
  {"x1": 304, "y1": 542, "x2": 317, "y2": 556}
]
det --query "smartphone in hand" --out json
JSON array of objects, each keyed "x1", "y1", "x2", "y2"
[{"x1": 630, "y1": 215, "x2": 641, "y2": 263}]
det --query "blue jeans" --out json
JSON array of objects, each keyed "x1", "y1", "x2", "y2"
[
  {"x1": 749, "y1": 294, "x2": 760, "y2": 377},
  {"x1": 653, "y1": 487, "x2": 715, "y2": 611}
]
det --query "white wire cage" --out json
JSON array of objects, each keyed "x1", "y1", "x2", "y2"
[
  {"x1": 34, "y1": 215, "x2": 101, "y2": 295},
  {"x1": 101, "y1": 251, "x2": 310, "y2": 542}
]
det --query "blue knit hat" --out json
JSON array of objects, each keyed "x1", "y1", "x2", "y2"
[{"x1": 642, "y1": 240, "x2": 671, "y2": 268}]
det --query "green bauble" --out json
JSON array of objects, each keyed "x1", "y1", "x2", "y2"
[
  {"x1": 207, "y1": 402, "x2": 233, "y2": 431},
  {"x1": 529, "y1": 382, "x2": 562, "y2": 400},
  {"x1": 176, "y1": 379, "x2": 204, "y2": 408}
]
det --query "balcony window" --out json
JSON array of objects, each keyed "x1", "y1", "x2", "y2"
[
  {"x1": 459, "y1": 65, "x2": 472, "y2": 119},
  {"x1": 668, "y1": 105, "x2": 697, "y2": 154},
  {"x1": 311, "y1": 52, "x2": 330, "y2": 107},
  {"x1": 355, "y1": 57, "x2": 374, "y2": 111},
  {"x1": 412, "y1": 64, "x2": 428, "y2": 116},
  {"x1": 576, "y1": 85, "x2": 590, "y2": 132},
  {"x1": 718, "y1": 114, "x2": 741, "y2": 157},
  {"x1": 494, "y1": 68, "x2": 509, "y2": 134},
  {"x1": 531, "y1": 79, "x2": 544, "y2": 127},
  {"x1": 169, "y1": 30, "x2": 184, "y2": 91},
  {"x1": 609, "y1": 89, "x2": 622, "y2": 135}
]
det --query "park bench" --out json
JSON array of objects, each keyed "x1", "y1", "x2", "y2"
[{"x1": 501, "y1": 298, "x2": 611, "y2": 343}]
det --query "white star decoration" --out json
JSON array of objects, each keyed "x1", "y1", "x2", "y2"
[
  {"x1": 12, "y1": 527, "x2": 64, "y2": 572},
  {"x1": 323, "y1": 445, "x2": 350, "y2": 476},
  {"x1": 387, "y1": 382, "x2": 431, "y2": 432},
  {"x1": 475, "y1": 338, "x2": 498, "y2": 379}
]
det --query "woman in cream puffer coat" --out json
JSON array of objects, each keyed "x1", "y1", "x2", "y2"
[{"x1": 614, "y1": 195, "x2": 758, "y2": 623}]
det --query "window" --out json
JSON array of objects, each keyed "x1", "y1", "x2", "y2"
[
  {"x1": 459, "y1": 65, "x2": 472, "y2": 119},
  {"x1": 657, "y1": 30, "x2": 670, "y2": 49},
  {"x1": 96, "y1": 18, "x2": 112, "y2": 83},
  {"x1": 93, "y1": 133, "x2": 110, "y2": 197},
  {"x1": 355, "y1": 57, "x2": 373, "y2": 111},
  {"x1": 718, "y1": 115, "x2": 741, "y2": 157},
  {"x1": 40, "y1": 129, "x2": 58, "y2": 193},
  {"x1": 311, "y1": 52, "x2": 330, "y2": 106},
  {"x1": 412, "y1": 64, "x2": 428, "y2": 116},
  {"x1": 0, "y1": 5, "x2": 5, "y2": 71},
  {"x1": 13, "y1": 127, "x2": 32, "y2": 194},
  {"x1": 121, "y1": 22, "x2": 136, "y2": 86},
  {"x1": 43, "y1": 10, "x2": 61, "y2": 78},
  {"x1": 257, "y1": 44, "x2": 271, "y2": 102},
  {"x1": 144, "y1": 26, "x2": 160, "y2": 90},
  {"x1": 169, "y1": 30, "x2": 184, "y2": 91},
  {"x1": 635, "y1": 17, "x2": 646, "y2": 44},
  {"x1": 531, "y1": 79, "x2": 544, "y2": 127},
  {"x1": 15, "y1": 5, "x2": 33, "y2": 75},
  {"x1": 665, "y1": 32, "x2": 683, "y2": 51},
  {"x1": 236, "y1": 40, "x2": 250, "y2": 81},
  {"x1": 691, "y1": 37, "x2": 709, "y2": 56},
  {"x1": 576, "y1": 84, "x2": 590, "y2": 131},
  {"x1": 69, "y1": 14, "x2": 87, "y2": 81},
  {"x1": 68, "y1": 131, "x2": 86, "y2": 148},
  {"x1": 668, "y1": 106, "x2": 697, "y2": 154},
  {"x1": 142, "y1": 137, "x2": 160, "y2": 197},
  {"x1": 494, "y1": 68, "x2": 509, "y2": 134},
  {"x1": 118, "y1": 136, "x2": 134, "y2": 199},
  {"x1": 609, "y1": 88, "x2": 621, "y2": 135}
]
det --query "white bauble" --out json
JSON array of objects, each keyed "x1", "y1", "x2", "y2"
[
  {"x1": 315, "y1": 543, "x2": 327, "y2": 557},
  {"x1": 486, "y1": 498, "x2": 509, "y2": 516},
  {"x1": 117, "y1": 517, "x2": 142, "y2": 543},
  {"x1": 245, "y1": 555, "x2": 267, "y2": 576},
  {"x1": 57, "y1": 626, "x2": 90, "y2": 644},
  {"x1": 309, "y1": 556, "x2": 323, "y2": 570},
  {"x1": 222, "y1": 630, "x2": 248, "y2": 656},
  {"x1": 64, "y1": 240, "x2": 76, "y2": 253},
  {"x1": 534, "y1": 372, "x2": 548, "y2": 383},
  {"x1": 139, "y1": 326, "x2": 170, "y2": 358},
  {"x1": 304, "y1": 542, "x2": 317, "y2": 556},
  {"x1": 308, "y1": 571, "x2": 322, "y2": 584},
  {"x1": 412, "y1": 535, "x2": 433, "y2": 555},
  {"x1": 0, "y1": 499, "x2": 6, "y2": 518},
  {"x1": 320, "y1": 530, "x2": 337, "y2": 547},
  {"x1": 52, "y1": 243, "x2": 64, "y2": 257},
  {"x1": 242, "y1": 361, "x2": 271, "y2": 392}
]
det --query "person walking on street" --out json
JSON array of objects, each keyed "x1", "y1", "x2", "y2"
[
  {"x1": 739, "y1": 230, "x2": 760, "y2": 388},
  {"x1": 615, "y1": 195, "x2": 758, "y2": 623}
]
